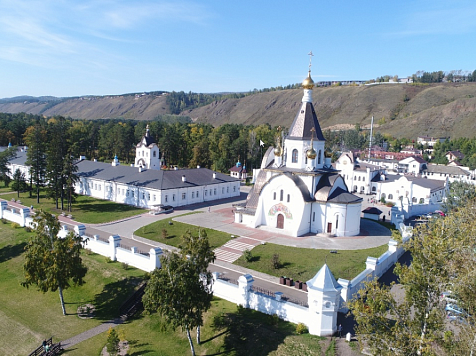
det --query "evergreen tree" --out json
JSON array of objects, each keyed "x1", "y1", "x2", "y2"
[
  {"x1": 11, "y1": 168, "x2": 26, "y2": 197},
  {"x1": 24, "y1": 121, "x2": 47, "y2": 203}
]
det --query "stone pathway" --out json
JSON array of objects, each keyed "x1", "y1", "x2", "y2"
[{"x1": 61, "y1": 318, "x2": 124, "y2": 349}]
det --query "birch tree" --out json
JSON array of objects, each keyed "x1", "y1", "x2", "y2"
[{"x1": 22, "y1": 210, "x2": 87, "y2": 315}]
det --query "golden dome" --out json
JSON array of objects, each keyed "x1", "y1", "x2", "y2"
[
  {"x1": 274, "y1": 145, "x2": 283, "y2": 157},
  {"x1": 302, "y1": 70, "x2": 314, "y2": 89},
  {"x1": 306, "y1": 147, "x2": 317, "y2": 159}
]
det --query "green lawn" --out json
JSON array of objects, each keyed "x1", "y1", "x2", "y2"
[
  {"x1": 0, "y1": 222, "x2": 146, "y2": 355},
  {"x1": 0, "y1": 191, "x2": 145, "y2": 224},
  {"x1": 0, "y1": 221, "x2": 326, "y2": 356},
  {"x1": 134, "y1": 213, "x2": 234, "y2": 249},
  {"x1": 66, "y1": 299, "x2": 326, "y2": 356},
  {"x1": 234, "y1": 243, "x2": 389, "y2": 281}
]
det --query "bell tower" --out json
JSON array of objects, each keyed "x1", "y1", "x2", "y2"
[
  {"x1": 135, "y1": 125, "x2": 161, "y2": 170},
  {"x1": 284, "y1": 52, "x2": 325, "y2": 171}
]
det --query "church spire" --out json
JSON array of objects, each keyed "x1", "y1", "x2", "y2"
[{"x1": 286, "y1": 53, "x2": 324, "y2": 141}]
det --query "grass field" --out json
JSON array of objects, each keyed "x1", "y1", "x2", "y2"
[
  {"x1": 0, "y1": 191, "x2": 145, "y2": 224},
  {"x1": 134, "y1": 213, "x2": 234, "y2": 249},
  {"x1": 0, "y1": 221, "x2": 146, "y2": 355},
  {"x1": 234, "y1": 243, "x2": 389, "y2": 281},
  {"x1": 0, "y1": 221, "x2": 327, "y2": 355}
]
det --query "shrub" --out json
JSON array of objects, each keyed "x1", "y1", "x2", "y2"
[
  {"x1": 106, "y1": 327, "x2": 120, "y2": 356},
  {"x1": 11, "y1": 222, "x2": 20, "y2": 229},
  {"x1": 24, "y1": 226, "x2": 32, "y2": 232},
  {"x1": 271, "y1": 253, "x2": 281, "y2": 269},
  {"x1": 1, "y1": 218, "x2": 7, "y2": 224},
  {"x1": 296, "y1": 322, "x2": 308, "y2": 334},
  {"x1": 161, "y1": 228, "x2": 168, "y2": 239},
  {"x1": 121, "y1": 262, "x2": 129, "y2": 270},
  {"x1": 105, "y1": 257, "x2": 112, "y2": 263},
  {"x1": 380, "y1": 197, "x2": 386, "y2": 204},
  {"x1": 243, "y1": 249, "x2": 253, "y2": 262}
]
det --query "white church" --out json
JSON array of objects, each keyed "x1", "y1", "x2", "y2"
[{"x1": 234, "y1": 67, "x2": 362, "y2": 237}]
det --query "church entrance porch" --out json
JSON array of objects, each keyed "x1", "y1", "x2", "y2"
[{"x1": 277, "y1": 214, "x2": 284, "y2": 229}]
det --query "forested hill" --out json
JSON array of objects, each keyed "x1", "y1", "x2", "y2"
[{"x1": 2, "y1": 82, "x2": 476, "y2": 139}]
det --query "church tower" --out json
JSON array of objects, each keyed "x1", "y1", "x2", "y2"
[
  {"x1": 284, "y1": 53, "x2": 326, "y2": 171},
  {"x1": 135, "y1": 125, "x2": 161, "y2": 170}
]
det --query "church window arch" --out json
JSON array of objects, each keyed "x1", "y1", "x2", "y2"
[
  {"x1": 153, "y1": 151, "x2": 156, "y2": 157},
  {"x1": 292, "y1": 149, "x2": 298, "y2": 163},
  {"x1": 372, "y1": 186, "x2": 376, "y2": 192},
  {"x1": 419, "y1": 198, "x2": 424, "y2": 204},
  {"x1": 358, "y1": 176, "x2": 361, "y2": 181},
  {"x1": 280, "y1": 190, "x2": 283, "y2": 201},
  {"x1": 388, "y1": 194, "x2": 393, "y2": 200},
  {"x1": 318, "y1": 150, "x2": 322, "y2": 164},
  {"x1": 273, "y1": 192, "x2": 276, "y2": 200},
  {"x1": 287, "y1": 194, "x2": 290, "y2": 202},
  {"x1": 412, "y1": 197, "x2": 417, "y2": 203},
  {"x1": 335, "y1": 215, "x2": 339, "y2": 229},
  {"x1": 381, "y1": 193, "x2": 386, "y2": 199}
]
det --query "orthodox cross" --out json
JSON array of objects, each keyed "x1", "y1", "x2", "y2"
[
  {"x1": 308, "y1": 51, "x2": 314, "y2": 70},
  {"x1": 310, "y1": 127, "x2": 316, "y2": 145}
]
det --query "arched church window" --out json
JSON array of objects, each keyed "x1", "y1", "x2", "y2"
[
  {"x1": 318, "y1": 150, "x2": 321, "y2": 164},
  {"x1": 273, "y1": 192, "x2": 276, "y2": 200},
  {"x1": 292, "y1": 149, "x2": 298, "y2": 163},
  {"x1": 287, "y1": 194, "x2": 290, "y2": 202},
  {"x1": 388, "y1": 194, "x2": 393, "y2": 200},
  {"x1": 280, "y1": 190, "x2": 283, "y2": 201},
  {"x1": 335, "y1": 215, "x2": 339, "y2": 229},
  {"x1": 153, "y1": 151, "x2": 156, "y2": 157},
  {"x1": 142, "y1": 151, "x2": 144, "y2": 157},
  {"x1": 412, "y1": 197, "x2": 417, "y2": 203}
]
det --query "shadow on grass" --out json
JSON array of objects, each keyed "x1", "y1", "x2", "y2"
[
  {"x1": 75, "y1": 200, "x2": 143, "y2": 214},
  {"x1": 210, "y1": 306, "x2": 294, "y2": 356},
  {"x1": 93, "y1": 276, "x2": 145, "y2": 321},
  {"x1": 0, "y1": 242, "x2": 27, "y2": 263}
]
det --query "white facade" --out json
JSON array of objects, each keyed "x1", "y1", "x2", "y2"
[{"x1": 134, "y1": 125, "x2": 161, "y2": 170}]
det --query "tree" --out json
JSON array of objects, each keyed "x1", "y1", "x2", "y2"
[
  {"x1": 143, "y1": 228, "x2": 215, "y2": 356},
  {"x1": 11, "y1": 168, "x2": 26, "y2": 197},
  {"x1": 106, "y1": 327, "x2": 120, "y2": 356},
  {"x1": 348, "y1": 202, "x2": 476, "y2": 355},
  {"x1": 442, "y1": 180, "x2": 476, "y2": 213},
  {"x1": 0, "y1": 145, "x2": 16, "y2": 186},
  {"x1": 24, "y1": 122, "x2": 47, "y2": 202},
  {"x1": 22, "y1": 210, "x2": 87, "y2": 315}
]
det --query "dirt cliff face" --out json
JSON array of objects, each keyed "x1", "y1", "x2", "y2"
[
  {"x1": 2, "y1": 82, "x2": 476, "y2": 139},
  {"x1": 0, "y1": 94, "x2": 169, "y2": 121},
  {"x1": 184, "y1": 83, "x2": 476, "y2": 139}
]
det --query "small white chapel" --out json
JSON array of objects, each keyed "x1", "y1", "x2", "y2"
[{"x1": 234, "y1": 62, "x2": 362, "y2": 237}]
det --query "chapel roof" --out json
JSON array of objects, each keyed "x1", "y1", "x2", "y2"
[{"x1": 287, "y1": 101, "x2": 325, "y2": 141}]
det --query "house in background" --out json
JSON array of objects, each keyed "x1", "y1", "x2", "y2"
[{"x1": 229, "y1": 161, "x2": 248, "y2": 181}]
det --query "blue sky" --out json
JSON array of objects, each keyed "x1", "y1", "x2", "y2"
[{"x1": 1, "y1": 0, "x2": 476, "y2": 98}]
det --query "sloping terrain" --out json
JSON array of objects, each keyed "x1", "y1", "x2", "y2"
[
  {"x1": 0, "y1": 94, "x2": 169, "y2": 121},
  {"x1": 1, "y1": 83, "x2": 476, "y2": 139}
]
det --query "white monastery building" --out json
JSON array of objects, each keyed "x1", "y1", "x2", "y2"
[
  {"x1": 5, "y1": 127, "x2": 241, "y2": 209},
  {"x1": 234, "y1": 67, "x2": 362, "y2": 237}
]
